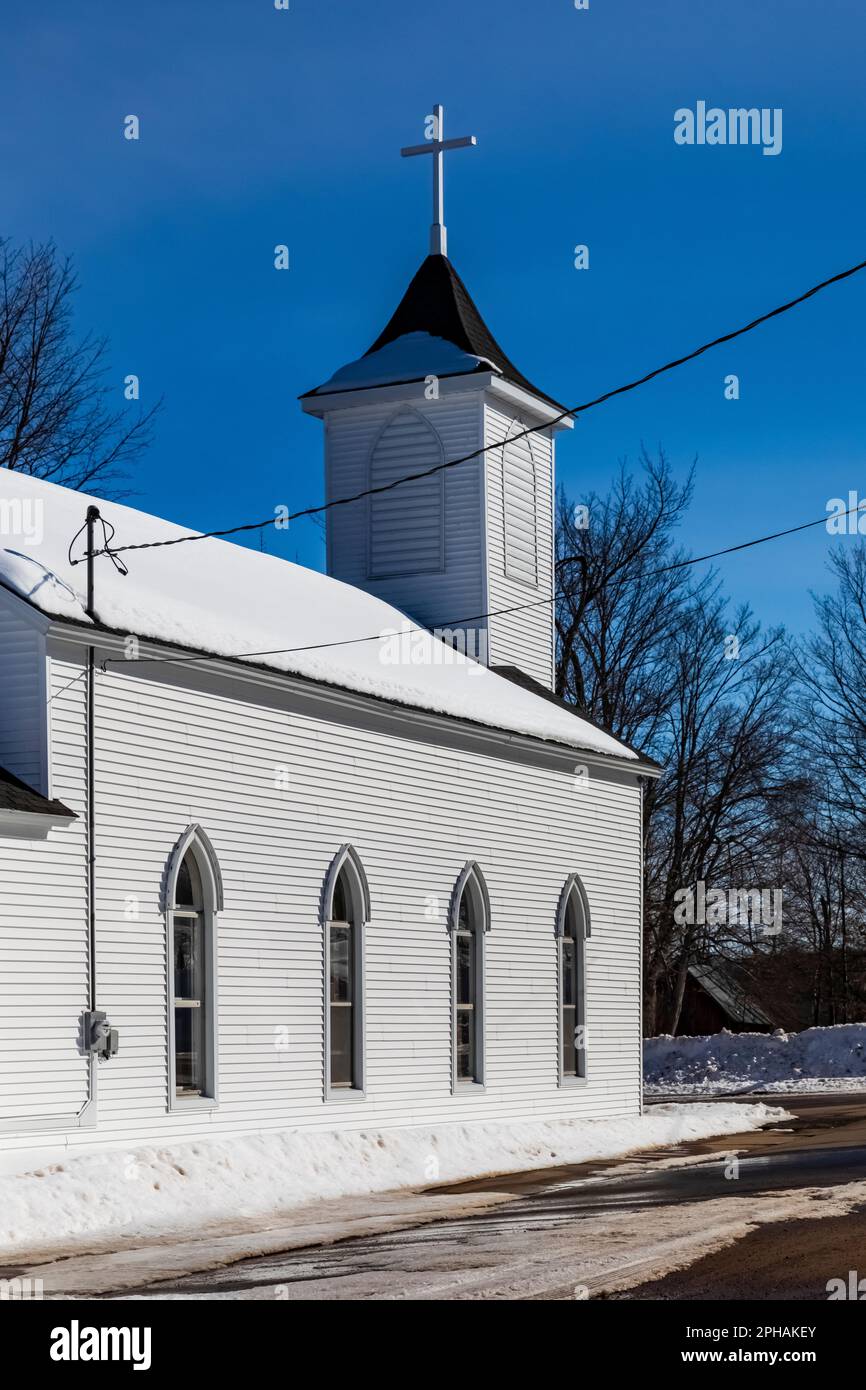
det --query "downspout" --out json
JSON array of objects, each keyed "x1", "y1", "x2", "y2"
[{"x1": 84, "y1": 505, "x2": 99, "y2": 1014}]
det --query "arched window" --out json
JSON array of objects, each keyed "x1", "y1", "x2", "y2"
[
  {"x1": 367, "y1": 407, "x2": 445, "y2": 579},
  {"x1": 323, "y1": 846, "x2": 369, "y2": 1094},
  {"x1": 556, "y1": 875, "x2": 591, "y2": 1083},
  {"x1": 165, "y1": 825, "x2": 222, "y2": 1105},
  {"x1": 450, "y1": 863, "x2": 490, "y2": 1087}
]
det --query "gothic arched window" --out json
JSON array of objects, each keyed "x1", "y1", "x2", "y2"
[
  {"x1": 323, "y1": 846, "x2": 370, "y2": 1094},
  {"x1": 450, "y1": 862, "x2": 490, "y2": 1087},
  {"x1": 556, "y1": 874, "x2": 591, "y2": 1082},
  {"x1": 166, "y1": 825, "x2": 222, "y2": 1104}
]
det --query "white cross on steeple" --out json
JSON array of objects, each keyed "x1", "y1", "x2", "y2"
[{"x1": 401, "y1": 104, "x2": 477, "y2": 258}]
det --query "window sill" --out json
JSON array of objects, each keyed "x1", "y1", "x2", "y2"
[
  {"x1": 452, "y1": 1079, "x2": 487, "y2": 1095},
  {"x1": 169, "y1": 1094, "x2": 219, "y2": 1112},
  {"x1": 558, "y1": 1075, "x2": 589, "y2": 1089},
  {"x1": 325, "y1": 1086, "x2": 367, "y2": 1102}
]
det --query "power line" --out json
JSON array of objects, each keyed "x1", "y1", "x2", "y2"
[
  {"x1": 652, "y1": 511, "x2": 851, "y2": 574},
  {"x1": 101, "y1": 630, "x2": 401, "y2": 671},
  {"x1": 99, "y1": 499, "x2": 862, "y2": 673},
  {"x1": 83, "y1": 253, "x2": 866, "y2": 563}
]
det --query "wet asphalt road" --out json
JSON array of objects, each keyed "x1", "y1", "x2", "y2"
[{"x1": 124, "y1": 1094, "x2": 866, "y2": 1300}]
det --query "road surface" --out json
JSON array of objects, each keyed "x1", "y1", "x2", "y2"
[{"x1": 114, "y1": 1094, "x2": 866, "y2": 1301}]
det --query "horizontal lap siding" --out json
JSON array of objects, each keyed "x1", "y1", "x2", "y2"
[
  {"x1": 484, "y1": 401, "x2": 554, "y2": 689},
  {"x1": 369, "y1": 412, "x2": 444, "y2": 576},
  {"x1": 326, "y1": 394, "x2": 483, "y2": 628},
  {"x1": 0, "y1": 645, "x2": 90, "y2": 1124},
  {"x1": 0, "y1": 641, "x2": 640, "y2": 1159}
]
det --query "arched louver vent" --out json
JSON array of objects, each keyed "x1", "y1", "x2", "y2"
[
  {"x1": 368, "y1": 408, "x2": 445, "y2": 578},
  {"x1": 502, "y1": 421, "x2": 538, "y2": 586}
]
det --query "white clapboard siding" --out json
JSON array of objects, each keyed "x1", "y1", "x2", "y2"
[
  {"x1": 368, "y1": 409, "x2": 444, "y2": 577},
  {"x1": 502, "y1": 425, "x2": 539, "y2": 586},
  {"x1": 0, "y1": 626, "x2": 641, "y2": 1164},
  {"x1": 484, "y1": 400, "x2": 555, "y2": 688},
  {"x1": 0, "y1": 593, "x2": 49, "y2": 792},
  {"x1": 0, "y1": 639, "x2": 90, "y2": 1126},
  {"x1": 325, "y1": 390, "x2": 484, "y2": 628}
]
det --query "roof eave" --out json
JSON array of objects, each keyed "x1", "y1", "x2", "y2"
[
  {"x1": 45, "y1": 616, "x2": 652, "y2": 775},
  {"x1": 301, "y1": 368, "x2": 573, "y2": 430},
  {"x1": 0, "y1": 807, "x2": 76, "y2": 839},
  {"x1": 299, "y1": 367, "x2": 499, "y2": 415}
]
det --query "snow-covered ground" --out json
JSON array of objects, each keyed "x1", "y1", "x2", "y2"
[
  {"x1": 0, "y1": 1105, "x2": 785, "y2": 1260},
  {"x1": 645, "y1": 1022, "x2": 866, "y2": 1096}
]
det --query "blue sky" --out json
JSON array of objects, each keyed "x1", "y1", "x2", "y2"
[{"x1": 4, "y1": 0, "x2": 865, "y2": 634}]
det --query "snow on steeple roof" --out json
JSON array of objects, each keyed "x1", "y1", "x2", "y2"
[
  {"x1": 0, "y1": 470, "x2": 640, "y2": 763},
  {"x1": 304, "y1": 255, "x2": 567, "y2": 411},
  {"x1": 305, "y1": 330, "x2": 498, "y2": 397}
]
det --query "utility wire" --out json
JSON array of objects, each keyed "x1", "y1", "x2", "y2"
[
  {"x1": 68, "y1": 513, "x2": 128, "y2": 573},
  {"x1": 84, "y1": 253, "x2": 866, "y2": 562},
  {"x1": 100, "y1": 499, "x2": 864, "y2": 672}
]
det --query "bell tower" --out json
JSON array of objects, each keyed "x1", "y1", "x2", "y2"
[{"x1": 300, "y1": 107, "x2": 572, "y2": 691}]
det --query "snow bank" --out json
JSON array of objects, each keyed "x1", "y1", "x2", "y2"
[
  {"x1": 0, "y1": 1106, "x2": 784, "y2": 1258},
  {"x1": 645, "y1": 1022, "x2": 866, "y2": 1095},
  {"x1": 0, "y1": 470, "x2": 634, "y2": 760}
]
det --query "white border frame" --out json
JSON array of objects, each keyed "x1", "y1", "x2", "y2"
[
  {"x1": 164, "y1": 823, "x2": 222, "y2": 1111},
  {"x1": 322, "y1": 844, "x2": 369, "y2": 1101},
  {"x1": 449, "y1": 861, "x2": 490, "y2": 1093},
  {"x1": 555, "y1": 873, "x2": 591, "y2": 1088}
]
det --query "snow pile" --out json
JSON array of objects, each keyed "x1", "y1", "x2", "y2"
[
  {"x1": 309, "y1": 330, "x2": 498, "y2": 393},
  {"x1": 645, "y1": 1023, "x2": 866, "y2": 1095},
  {"x1": 0, "y1": 1105, "x2": 784, "y2": 1258},
  {"x1": 0, "y1": 470, "x2": 634, "y2": 760}
]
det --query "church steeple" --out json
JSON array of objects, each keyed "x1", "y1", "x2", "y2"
[
  {"x1": 364, "y1": 254, "x2": 566, "y2": 412},
  {"x1": 300, "y1": 111, "x2": 572, "y2": 690},
  {"x1": 301, "y1": 253, "x2": 566, "y2": 411}
]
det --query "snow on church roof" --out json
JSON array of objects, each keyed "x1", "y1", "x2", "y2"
[{"x1": 0, "y1": 471, "x2": 639, "y2": 762}]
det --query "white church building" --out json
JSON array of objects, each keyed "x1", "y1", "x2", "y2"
[{"x1": 0, "y1": 119, "x2": 657, "y2": 1173}]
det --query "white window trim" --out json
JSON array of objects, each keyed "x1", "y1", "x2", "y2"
[
  {"x1": 164, "y1": 824, "x2": 222, "y2": 1111},
  {"x1": 449, "y1": 861, "x2": 491, "y2": 1093},
  {"x1": 322, "y1": 844, "x2": 369, "y2": 1101},
  {"x1": 555, "y1": 873, "x2": 591, "y2": 1088}
]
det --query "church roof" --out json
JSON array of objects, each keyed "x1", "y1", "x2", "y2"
[
  {"x1": 0, "y1": 471, "x2": 645, "y2": 766},
  {"x1": 303, "y1": 255, "x2": 567, "y2": 412},
  {"x1": 492, "y1": 667, "x2": 663, "y2": 771},
  {"x1": 0, "y1": 764, "x2": 75, "y2": 820}
]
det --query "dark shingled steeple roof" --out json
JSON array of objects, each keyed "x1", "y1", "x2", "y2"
[{"x1": 363, "y1": 255, "x2": 567, "y2": 411}]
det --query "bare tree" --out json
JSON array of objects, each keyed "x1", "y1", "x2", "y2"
[
  {"x1": 0, "y1": 238, "x2": 158, "y2": 494},
  {"x1": 555, "y1": 449, "x2": 695, "y2": 750},
  {"x1": 770, "y1": 544, "x2": 866, "y2": 1024},
  {"x1": 555, "y1": 452, "x2": 798, "y2": 1034},
  {"x1": 799, "y1": 544, "x2": 866, "y2": 840},
  {"x1": 644, "y1": 595, "x2": 795, "y2": 1033}
]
